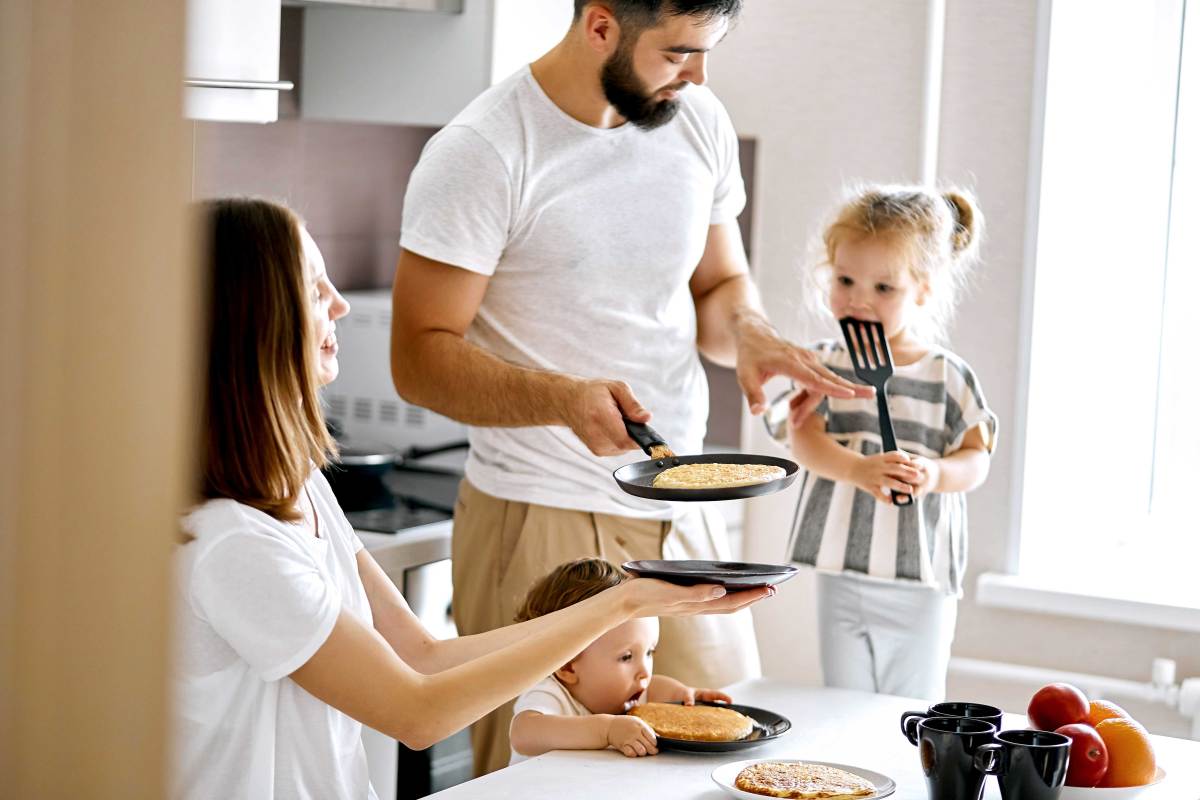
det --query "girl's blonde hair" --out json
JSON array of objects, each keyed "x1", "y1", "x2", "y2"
[
  {"x1": 808, "y1": 184, "x2": 984, "y2": 342},
  {"x1": 198, "y1": 197, "x2": 335, "y2": 523}
]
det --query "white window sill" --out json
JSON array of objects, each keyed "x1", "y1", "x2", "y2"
[{"x1": 976, "y1": 572, "x2": 1200, "y2": 634}]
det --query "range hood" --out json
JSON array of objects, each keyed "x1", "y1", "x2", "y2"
[{"x1": 291, "y1": 0, "x2": 463, "y2": 11}]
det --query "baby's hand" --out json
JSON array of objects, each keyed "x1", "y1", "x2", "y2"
[
  {"x1": 685, "y1": 687, "x2": 733, "y2": 706},
  {"x1": 607, "y1": 715, "x2": 658, "y2": 758},
  {"x1": 852, "y1": 451, "x2": 920, "y2": 504},
  {"x1": 907, "y1": 455, "x2": 941, "y2": 497}
]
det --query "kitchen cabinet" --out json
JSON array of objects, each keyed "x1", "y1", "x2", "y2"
[
  {"x1": 300, "y1": 0, "x2": 572, "y2": 126},
  {"x1": 186, "y1": 0, "x2": 290, "y2": 123}
]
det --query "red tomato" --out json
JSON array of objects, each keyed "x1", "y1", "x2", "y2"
[
  {"x1": 1028, "y1": 683, "x2": 1089, "y2": 731},
  {"x1": 1056, "y1": 723, "x2": 1110, "y2": 787}
]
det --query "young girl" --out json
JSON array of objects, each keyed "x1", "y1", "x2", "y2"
[
  {"x1": 173, "y1": 198, "x2": 769, "y2": 799},
  {"x1": 509, "y1": 558, "x2": 751, "y2": 763},
  {"x1": 783, "y1": 185, "x2": 998, "y2": 701}
]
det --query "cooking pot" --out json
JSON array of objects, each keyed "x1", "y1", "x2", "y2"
[{"x1": 323, "y1": 439, "x2": 468, "y2": 511}]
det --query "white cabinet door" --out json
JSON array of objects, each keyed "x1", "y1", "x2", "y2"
[{"x1": 185, "y1": 0, "x2": 285, "y2": 123}]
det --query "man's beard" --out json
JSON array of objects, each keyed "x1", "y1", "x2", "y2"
[{"x1": 600, "y1": 42, "x2": 683, "y2": 131}]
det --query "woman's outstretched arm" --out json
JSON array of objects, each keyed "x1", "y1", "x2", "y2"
[{"x1": 292, "y1": 573, "x2": 767, "y2": 750}]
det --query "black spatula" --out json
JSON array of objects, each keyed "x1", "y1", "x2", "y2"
[{"x1": 838, "y1": 317, "x2": 913, "y2": 507}]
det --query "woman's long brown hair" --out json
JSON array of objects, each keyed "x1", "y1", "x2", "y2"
[{"x1": 198, "y1": 198, "x2": 334, "y2": 522}]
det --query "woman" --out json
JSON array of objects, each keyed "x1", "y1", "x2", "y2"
[{"x1": 173, "y1": 198, "x2": 771, "y2": 799}]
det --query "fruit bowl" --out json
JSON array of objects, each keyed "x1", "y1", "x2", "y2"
[{"x1": 1058, "y1": 768, "x2": 1167, "y2": 799}]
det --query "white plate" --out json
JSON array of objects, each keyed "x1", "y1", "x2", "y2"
[
  {"x1": 711, "y1": 758, "x2": 897, "y2": 800},
  {"x1": 1058, "y1": 768, "x2": 1167, "y2": 800}
]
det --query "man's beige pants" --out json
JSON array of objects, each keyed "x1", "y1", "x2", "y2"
[{"x1": 450, "y1": 479, "x2": 762, "y2": 776}]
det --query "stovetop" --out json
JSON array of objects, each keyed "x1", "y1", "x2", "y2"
[{"x1": 328, "y1": 466, "x2": 462, "y2": 535}]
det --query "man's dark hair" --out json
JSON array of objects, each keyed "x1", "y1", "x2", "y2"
[{"x1": 573, "y1": 0, "x2": 743, "y2": 30}]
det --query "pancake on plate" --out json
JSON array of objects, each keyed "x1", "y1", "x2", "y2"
[
  {"x1": 628, "y1": 702, "x2": 755, "y2": 742},
  {"x1": 651, "y1": 462, "x2": 785, "y2": 490},
  {"x1": 734, "y1": 762, "x2": 876, "y2": 799}
]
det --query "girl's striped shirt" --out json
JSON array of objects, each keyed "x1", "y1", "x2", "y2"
[{"x1": 787, "y1": 340, "x2": 998, "y2": 596}]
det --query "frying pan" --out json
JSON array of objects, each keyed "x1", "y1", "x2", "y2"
[{"x1": 612, "y1": 420, "x2": 799, "y2": 502}]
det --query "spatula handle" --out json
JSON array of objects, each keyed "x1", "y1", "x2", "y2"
[{"x1": 875, "y1": 391, "x2": 913, "y2": 507}]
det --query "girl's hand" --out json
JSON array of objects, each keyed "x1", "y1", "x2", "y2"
[
  {"x1": 606, "y1": 715, "x2": 658, "y2": 757},
  {"x1": 684, "y1": 687, "x2": 733, "y2": 706},
  {"x1": 907, "y1": 455, "x2": 941, "y2": 497},
  {"x1": 851, "y1": 451, "x2": 921, "y2": 504},
  {"x1": 617, "y1": 578, "x2": 773, "y2": 619}
]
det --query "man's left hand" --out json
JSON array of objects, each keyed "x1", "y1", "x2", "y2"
[{"x1": 735, "y1": 317, "x2": 873, "y2": 415}]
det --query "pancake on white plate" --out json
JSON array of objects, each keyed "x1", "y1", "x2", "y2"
[{"x1": 734, "y1": 761, "x2": 876, "y2": 799}]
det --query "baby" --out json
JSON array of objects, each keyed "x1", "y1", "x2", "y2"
[{"x1": 508, "y1": 558, "x2": 732, "y2": 762}]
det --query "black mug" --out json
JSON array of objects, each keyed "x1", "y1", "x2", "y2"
[
  {"x1": 908, "y1": 717, "x2": 998, "y2": 800},
  {"x1": 974, "y1": 730, "x2": 1071, "y2": 800},
  {"x1": 902, "y1": 702, "x2": 1004, "y2": 743}
]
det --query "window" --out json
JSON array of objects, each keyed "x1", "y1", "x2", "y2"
[{"x1": 1018, "y1": 0, "x2": 1198, "y2": 609}]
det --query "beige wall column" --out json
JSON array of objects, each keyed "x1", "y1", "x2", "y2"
[{"x1": 1, "y1": 1, "x2": 194, "y2": 797}]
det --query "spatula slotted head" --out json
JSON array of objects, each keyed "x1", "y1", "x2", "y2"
[{"x1": 838, "y1": 317, "x2": 894, "y2": 387}]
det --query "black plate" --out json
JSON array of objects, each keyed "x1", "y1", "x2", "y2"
[
  {"x1": 649, "y1": 701, "x2": 792, "y2": 753},
  {"x1": 612, "y1": 453, "x2": 799, "y2": 502},
  {"x1": 623, "y1": 559, "x2": 799, "y2": 590}
]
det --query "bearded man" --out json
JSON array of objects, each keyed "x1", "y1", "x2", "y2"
[{"x1": 390, "y1": 0, "x2": 869, "y2": 775}]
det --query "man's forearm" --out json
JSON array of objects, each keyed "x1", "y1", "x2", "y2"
[
  {"x1": 392, "y1": 328, "x2": 573, "y2": 427},
  {"x1": 693, "y1": 273, "x2": 770, "y2": 367}
]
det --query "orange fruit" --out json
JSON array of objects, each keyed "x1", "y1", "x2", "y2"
[
  {"x1": 1095, "y1": 717, "x2": 1157, "y2": 787},
  {"x1": 1087, "y1": 699, "x2": 1132, "y2": 727}
]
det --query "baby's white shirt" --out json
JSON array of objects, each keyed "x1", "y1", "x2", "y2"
[{"x1": 508, "y1": 675, "x2": 592, "y2": 765}]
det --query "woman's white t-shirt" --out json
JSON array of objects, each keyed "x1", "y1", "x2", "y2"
[{"x1": 173, "y1": 470, "x2": 378, "y2": 800}]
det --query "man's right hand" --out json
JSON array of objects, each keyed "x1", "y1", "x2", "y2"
[{"x1": 558, "y1": 378, "x2": 651, "y2": 456}]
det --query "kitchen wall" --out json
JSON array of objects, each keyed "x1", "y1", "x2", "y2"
[
  {"x1": 193, "y1": 118, "x2": 436, "y2": 289},
  {"x1": 709, "y1": 0, "x2": 1199, "y2": 725}
]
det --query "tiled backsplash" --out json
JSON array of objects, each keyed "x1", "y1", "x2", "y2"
[{"x1": 192, "y1": 119, "x2": 437, "y2": 289}]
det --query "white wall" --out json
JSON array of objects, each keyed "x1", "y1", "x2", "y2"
[
  {"x1": 707, "y1": 0, "x2": 935, "y2": 683},
  {"x1": 709, "y1": 0, "x2": 1200, "y2": 693}
]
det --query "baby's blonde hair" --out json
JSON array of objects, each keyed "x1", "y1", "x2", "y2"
[{"x1": 806, "y1": 184, "x2": 984, "y2": 342}]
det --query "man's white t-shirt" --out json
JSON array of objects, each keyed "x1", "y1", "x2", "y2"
[
  {"x1": 509, "y1": 675, "x2": 593, "y2": 765},
  {"x1": 401, "y1": 65, "x2": 746, "y2": 519},
  {"x1": 172, "y1": 470, "x2": 378, "y2": 800}
]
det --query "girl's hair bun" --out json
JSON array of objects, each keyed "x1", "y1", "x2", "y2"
[{"x1": 943, "y1": 190, "x2": 981, "y2": 256}]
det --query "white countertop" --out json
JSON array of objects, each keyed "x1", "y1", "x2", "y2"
[{"x1": 425, "y1": 678, "x2": 1200, "y2": 799}]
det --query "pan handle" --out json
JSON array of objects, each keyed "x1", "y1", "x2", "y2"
[{"x1": 623, "y1": 419, "x2": 669, "y2": 457}]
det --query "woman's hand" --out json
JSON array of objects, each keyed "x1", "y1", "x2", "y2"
[
  {"x1": 907, "y1": 455, "x2": 941, "y2": 497},
  {"x1": 617, "y1": 578, "x2": 773, "y2": 619},
  {"x1": 606, "y1": 715, "x2": 659, "y2": 758},
  {"x1": 851, "y1": 451, "x2": 920, "y2": 504}
]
